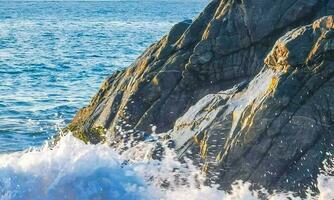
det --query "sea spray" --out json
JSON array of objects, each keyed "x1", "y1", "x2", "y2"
[
  {"x1": 0, "y1": 134, "x2": 147, "y2": 200},
  {"x1": 0, "y1": 134, "x2": 333, "y2": 200}
]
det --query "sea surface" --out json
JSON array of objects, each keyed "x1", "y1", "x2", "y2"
[
  {"x1": 0, "y1": 1, "x2": 333, "y2": 200},
  {"x1": 0, "y1": 0, "x2": 207, "y2": 152}
]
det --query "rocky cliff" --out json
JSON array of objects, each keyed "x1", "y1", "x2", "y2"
[{"x1": 69, "y1": 0, "x2": 334, "y2": 195}]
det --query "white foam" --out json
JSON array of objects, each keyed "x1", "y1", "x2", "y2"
[
  {"x1": 0, "y1": 134, "x2": 332, "y2": 200},
  {"x1": 0, "y1": 135, "x2": 148, "y2": 200}
]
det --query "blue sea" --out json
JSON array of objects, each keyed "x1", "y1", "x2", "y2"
[
  {"x1": 0, "y1": 1, "x2": 333, "y2": 199},
  {"x1": 0, "y1": 0, "x2": 207, "y2": 152}
]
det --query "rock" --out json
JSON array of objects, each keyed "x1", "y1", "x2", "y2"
[
  {"x1": 171, "y1": 16, "x2": 334, "y2": 194},
  {"x1": 68, "y1": 0, "x2": 334, "y2": 195},
  {"x1": 69, "y1": 0, "x2": 334, "y2": 143}
]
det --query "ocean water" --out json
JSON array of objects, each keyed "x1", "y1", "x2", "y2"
[
  {"x1": 0, "y1": 0, "x2": 207, "y2": 152},
  {"x1": 0, "y1": 133, "x2": 333, "y2": 200},
  {"x1": 1, "y1": 1, "x2": 334, "y2": 200}
]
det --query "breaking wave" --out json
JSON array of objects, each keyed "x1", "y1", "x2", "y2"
[{"x1": 0, "y1": 134, "x2": 333, "y2": 200}]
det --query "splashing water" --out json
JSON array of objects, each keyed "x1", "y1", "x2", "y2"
[
  {"x1": 1, "y1": 1, "x2": 333, "y2": 199},
  {"x1": 0, "y1": 135, "x2": 145, "y2": 200},
  {"x1": 0, "y1": 0, "x2": 208, "y2": 152},
  {"x1": 0, "y1": 134, "x2": 333, "y2": 200}
]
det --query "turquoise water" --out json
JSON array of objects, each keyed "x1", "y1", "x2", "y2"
[{"x1": 0, "y1": 1, "x2": 207, "y2": 152}]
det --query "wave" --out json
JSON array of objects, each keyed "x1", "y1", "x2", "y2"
[{"x1": 0, "y1": 134, "x2": 333, "y2": 200}]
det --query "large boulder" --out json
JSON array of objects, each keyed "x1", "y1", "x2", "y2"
[
  {"x1": 171, "y1": 16, "x2": 334, "y2": 193},
  {"x1": 69, "y1": 0, "x2": 333, "y2": 144},
  {"x1": 68, "y1": 0, "x2": 334, "y2": 194}
]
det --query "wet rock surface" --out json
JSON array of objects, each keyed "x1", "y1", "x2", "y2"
[
  {"x1": 69, "y1": 0, "x2": 334, "y2": 194},
  {"x1": 171, "y1": 16, "x2": 334, "y2": 193}
]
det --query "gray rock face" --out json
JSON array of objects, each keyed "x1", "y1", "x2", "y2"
[
  {"x1": 171, "y1": 16, "x2": 334, "y2": 193},
  {"x1": 68, "y1": 0, "x2": 334, "y2": 194}
]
